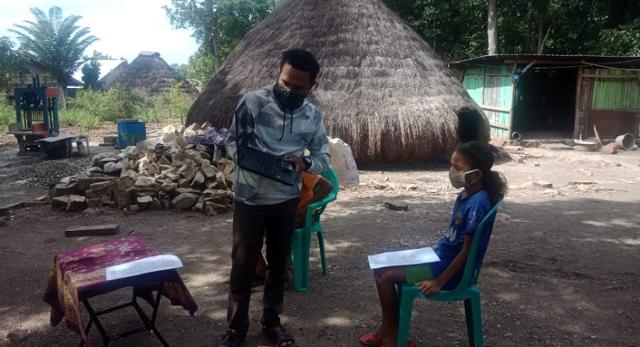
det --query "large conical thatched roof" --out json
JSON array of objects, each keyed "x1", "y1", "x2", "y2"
[
  {"x1": 101, "y1": 52, "x2": 190, "y2": 98},
  {"x1": 187, "y1": 0, "x2": 488, "y2": 163}
]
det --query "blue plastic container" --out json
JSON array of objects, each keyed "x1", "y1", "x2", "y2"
[{"x1": 117, "y1": 119, "x2": 146, "y2": 149}]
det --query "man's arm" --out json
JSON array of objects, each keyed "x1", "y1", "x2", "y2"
[
  {"x1": 224, "y1": 98, "x2": 248, "y2": 162},
  {"x1": 305, "y1": 115, "x2": 330, "y2": 174}
]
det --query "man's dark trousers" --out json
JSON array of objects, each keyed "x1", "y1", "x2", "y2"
[{"x1": 227, "y1": 198, "x2": 299, "y2": 335}]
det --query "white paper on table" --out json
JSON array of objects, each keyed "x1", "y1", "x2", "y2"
[
  {"x1": 106, "y1": 254, "x2": 183, "y2": 281},
  {"x1": 367, "y1": 247, "x2": 440, "y2": 270}
]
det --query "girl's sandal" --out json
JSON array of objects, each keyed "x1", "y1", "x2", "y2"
[{"x1": 359, "y1": 332, "x2": 383, "y2": 346}]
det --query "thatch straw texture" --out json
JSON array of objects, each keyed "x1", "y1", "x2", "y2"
[
  {"x1": 101, "y1": 52, "x2": 190, "y2": 98},
  {"x1": 187, "y1": 0, "x2": 487, "y2": 163}
]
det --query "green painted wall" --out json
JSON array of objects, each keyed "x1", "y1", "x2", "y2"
[
  {"x1": 461, "y1": 66, "x2": 513, "y2": 138},
  {"x1": 591, "y1": 69, "x2": 640, "y2": 110}
]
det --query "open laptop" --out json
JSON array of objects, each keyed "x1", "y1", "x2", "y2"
[
  {"x1": 234, "y1": 104, "x2": 299, "y2": 186},
  {"x1": 237, "y1": 146, "x2": 298, "y2": 186}
]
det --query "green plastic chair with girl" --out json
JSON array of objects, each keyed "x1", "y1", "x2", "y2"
[{"x1": 360, "y1": 141, "x2": 507, "y2": 347}]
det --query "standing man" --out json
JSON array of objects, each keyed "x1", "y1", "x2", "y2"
[{"x1": 221, "y1": 49, "x2": 330, "y2": 347}]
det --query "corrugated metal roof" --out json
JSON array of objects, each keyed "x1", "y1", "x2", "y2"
[{"x1": 450, "y1": 54, "x2": 640, "y2": 67}]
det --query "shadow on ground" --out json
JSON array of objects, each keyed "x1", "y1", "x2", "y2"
[{"x1": 0, "y1": 194, "x2": 639, "y2": 346}]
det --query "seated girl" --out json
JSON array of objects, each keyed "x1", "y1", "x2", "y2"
[{"x1": 360, "y1": 141, "x2": 507, "y2": 347}]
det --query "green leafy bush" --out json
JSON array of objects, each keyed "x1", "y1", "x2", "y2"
[{"x1": 1, "y1": 86, "x2": 194, "y2": 132}]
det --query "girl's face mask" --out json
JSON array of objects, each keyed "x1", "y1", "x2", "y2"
[{"x1": 448, "y1": 168, "x2": 480, "y2": 188}]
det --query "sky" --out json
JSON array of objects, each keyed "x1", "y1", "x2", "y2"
[{"x1": 0, "y1": 0, "x2": 199, "y2": 65}]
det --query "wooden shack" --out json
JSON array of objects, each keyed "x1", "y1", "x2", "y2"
[{"x1": 450, "y1": 54, "x2": 640, "y2": 140}]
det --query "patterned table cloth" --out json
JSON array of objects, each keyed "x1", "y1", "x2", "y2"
[{"x1": 43, "y1": 236, "x2": 198, "y2": 344}]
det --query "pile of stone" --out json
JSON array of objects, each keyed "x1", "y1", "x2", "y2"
[{"x1": 48, "y1": 123, "x2": 235, "y2": 216}]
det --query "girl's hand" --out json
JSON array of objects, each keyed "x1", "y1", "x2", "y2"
[{"x1": 418, "y1": 280, "x2": 443, "y2": 296}]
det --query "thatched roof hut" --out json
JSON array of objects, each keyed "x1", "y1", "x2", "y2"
[
  {"x1": 187, "y1": 0, "x2": 488, "y2": 163},
  {"x1": 101, "y1": 51, "x2": 190, "y2": 98}
]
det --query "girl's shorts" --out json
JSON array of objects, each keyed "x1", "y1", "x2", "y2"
[{"x1": 404, "y1": 263, "x2": 435, "y2": 284}]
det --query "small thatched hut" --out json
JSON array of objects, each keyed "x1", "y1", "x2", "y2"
[
  {"x1": 101, "y1": 51, "x2": 190, "y2": 98},
  {"x1": 187, "y1": 0, "x2": 488, "y2": 163}
]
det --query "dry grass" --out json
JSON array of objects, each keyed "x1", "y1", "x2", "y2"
[
  {"x1": 186, "y1": 0, "x2": 488, "y2": 163},
  {"x1": 101, "y1": 53, "x2": 192, "y2": 98}
]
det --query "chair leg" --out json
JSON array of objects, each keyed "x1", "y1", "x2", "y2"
[
  {"x1": 396, "y1": 286, "x2": 416, "y2": 347},
  {"x1": 467, "y1": 291, "x2": 484, "y2": 347},
  {"x1": 464, "y1": 299, "x2": 475, "y2": 347},
  {"x1": 292, "y1": 229, "x2": 311, "y2": 292},
  {"x1": 316, "y1": 229, "x2": 328, "y2": 276}
]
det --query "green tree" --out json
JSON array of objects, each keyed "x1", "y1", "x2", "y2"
[
  {"x1": 0, "y1": 36, "x2": 27, "y2": 93},
  {"x1": 10, "y1": 7, "x2": 98, "y2": 87},
  {"x1": 164, "y1": 0, "x2": 282, "y2": 70},
  {"x1": 383, "y1": 0, "x2": 639, "y2": 61},
  {"x1": 81, "y1": 59, "x2": 101, "y2": 90}
]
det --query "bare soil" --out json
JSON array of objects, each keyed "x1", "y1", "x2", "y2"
[{"x1": 0, "y1": 144, "x2": 639, "y2": 347}]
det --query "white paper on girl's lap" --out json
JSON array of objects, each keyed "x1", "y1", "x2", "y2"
[
  {"x1": 106, "y1": 255, "x2": 183, "y2": 281},
  {"x1": 367, "y1": 247, "x2": 440, "y2": 269}
]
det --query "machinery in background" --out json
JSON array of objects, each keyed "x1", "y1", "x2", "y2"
[{"x1": 9, "y1": 76, "x2": 88, "y2": 158}]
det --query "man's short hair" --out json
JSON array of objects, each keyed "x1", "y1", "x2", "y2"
[{"x1": 279, "y1": 49, "x2": 320, "y2": 83}]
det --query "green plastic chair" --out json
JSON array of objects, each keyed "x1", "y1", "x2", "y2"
[
  {"x1": 396, "y1": 199, "x2": 503, "y2": 347},
  {"x1": 291, "y1": 165, "x2": 339, "y2": 292}
]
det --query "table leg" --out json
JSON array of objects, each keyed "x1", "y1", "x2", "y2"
[{"x1": 82, "y1": 299, "x2": 110, "y2": 346}]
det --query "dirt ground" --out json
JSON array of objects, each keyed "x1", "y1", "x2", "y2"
[{"x1": 0, "y1": 142, "x2": 639, "y2": 347}]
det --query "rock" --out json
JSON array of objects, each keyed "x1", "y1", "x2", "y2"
[
  {"x1": 568, "y1": 181, "x2": 597, "y2": 186},
  {"x1": 89, "y1": 181, "x2": 113, "y2": 192},
  {"x1": 205, "y1": 202, "x2": 230, "y2": 215},
  {"x1": 92, "y1": 151, "x2": 120, "y2": 167},
  {"x1": 157, "y1": 156, "x2": 171, "y2": 166},
  {"x1": 178, "y1": 178, "x2": 190, "y2": 188},
  {"x1": 172, "y1": 193, "x2": 198, "y2": 210},
  {"x1": 86, "y1": 166, "x2": 105, "y2": 175},
  {"x1": 60, "y1": 176, "x2": 75, "y2": 184},
  {"x1": 176, "y1": 188, "x2": 202, "y2": 195},
  {"x1": 104, "y1": 161, "x2": 125, "y2": 174},
  {"x1": 51, "y1": 195, "x2": 88, "y2": 212},
  {"x1": 50, "y1": 182, "x2": 78, "y2": 197},
  {"x1": 194, "y1": 202, "x2": 204, "y2": 212},
  {"x1": 137, "y1": 195, "x2": 153, "y2": 209},
  {"x1": 135, "y1": 176, "x2": 156, "y2": 188},
  {"x1": 328, "y1": 137, "x2": 359, "y2": 187},
  {"x1": 161, "y1": 182, "x2": 178, "y2": 193},
  {"x1": 120, "y1": 169, "x2": 138, "y2": 179},
  {"x1": 533, "y1": 181, "x2": 553, "y2": 189},
  {"x1": 384, "y1": 202, "x2": 409, "y2": 211},
  {"x1": 67, "y1": 195, "x2": 88, "y2": 212},
  {"x1": 201, "y1": 163, "x2": 218, "y2": 178},
  {"x1": 216, "y1": 172, "x2": 228, "y2": 190},
  {"x1": 191, "y1": 171, "x2": 205, "y2": 188},
  {"x1": 114, "y1": 178, "x2": 136, "y2": 209},
  {"x1": 77, "y1": 174, "x2": 116, "y2": 191},
  {"x1": 51, "y1": 196, "x2": 71, "y2": 210}
]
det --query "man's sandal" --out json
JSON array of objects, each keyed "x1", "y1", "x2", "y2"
[{"x1": 262, "y1": 324, "x2": 297, "y2": 347}]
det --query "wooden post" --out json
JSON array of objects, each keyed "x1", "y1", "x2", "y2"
[{"x1": 572, "y1": 66, "x2": 584, "y2": 139}]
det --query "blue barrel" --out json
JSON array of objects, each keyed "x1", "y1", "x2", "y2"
[{"x1": 117, "y1": 119, "x2": 146, "y2": 149}]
